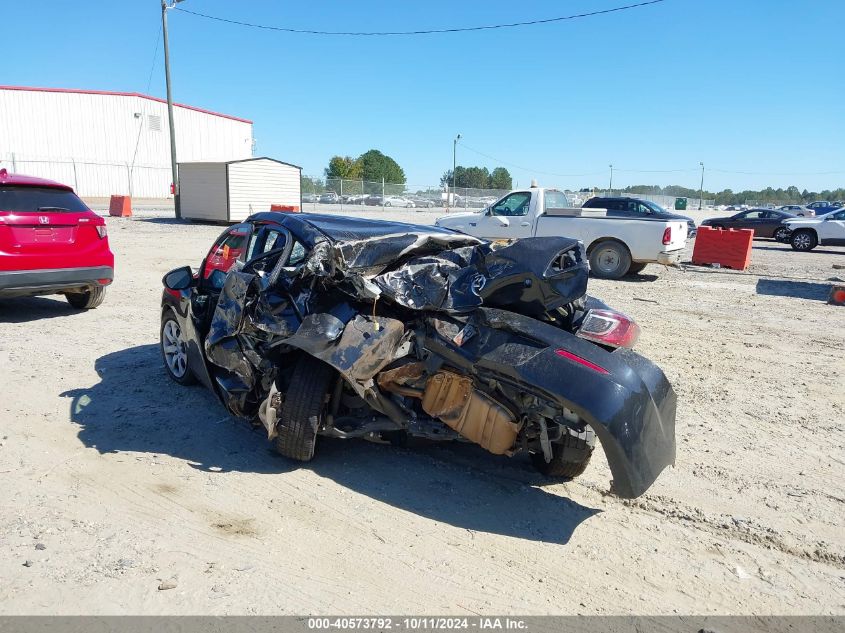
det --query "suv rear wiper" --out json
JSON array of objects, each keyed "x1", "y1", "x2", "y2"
[{"x1": 37, "y1": 206, "x2": 71, "y2": 213}]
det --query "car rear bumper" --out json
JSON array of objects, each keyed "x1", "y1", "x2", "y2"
[
  {"x1": 0, "y1": 266, "x2": 113, "y2": 298},
  {"x1": 656, "y1": 250, "x2": 683, "y2": 266}
]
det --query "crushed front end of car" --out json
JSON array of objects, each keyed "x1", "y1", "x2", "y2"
[{"x1": 199, "y1": 222, "x2": 676, "y2": 498}]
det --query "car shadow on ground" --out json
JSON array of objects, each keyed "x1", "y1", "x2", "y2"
[
  {"x1": 619, "y1": 273, "x2": 660, "y2": 283},
  {"x1": 63, "y1": 344, "x2": 600, "y2": 544},
  {"x1": 0, "y1": 296, "x2": 80, "y2": 323},
  {"x1": 755, "y1": 278, "x2": 832, "y2": 301}
]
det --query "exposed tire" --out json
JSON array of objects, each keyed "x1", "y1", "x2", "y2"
[
  {"x1": 160, "y1": 311, "x2": 196, "y2": 385},
  {"x1": 773, "y1": 227, "x2": 790, "y2": 242},
  {"x1": 589, "y1": 240, "x2": 631, "y2": 279},
  {"x1": 384, "y1": 202, "x2": 392, "y2": 207},
  {"x1": 275, "y1": 356, "x2": 335, "y2": 462},
  {"x1": 626, "y1": 262, "x2": 648, "y2": 276},
  {"x1": 65, "y1": 286, "x2": 106, "y2": 309},
  {"x1": 791, "y1": 229, "x2": 817, "y2": 251},
  {"x1": 531, "y1": 426, "x2": 595, "y2": 480}
]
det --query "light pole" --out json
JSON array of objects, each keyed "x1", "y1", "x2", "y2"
[
  {"x1": 162, "y1": 0, "x2": 185, "y2": 219},
  {"x1": 608, "y1": 164, "x2": 613, "y2": 193},
  {"x1": 699, "y1": 162, "x2": 704, "y2": 210},
  {"x1": 452, "y1": 133, "x2": 461, "y2": 208}
]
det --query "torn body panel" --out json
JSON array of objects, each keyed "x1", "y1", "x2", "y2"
[{"x1": 163, "y1": 212, "x2": 676, "y2": 498}]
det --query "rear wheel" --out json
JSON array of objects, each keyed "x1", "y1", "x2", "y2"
[
  {"x1": 589, "y1": 240, "x2": 631, "y2": 279},
  {"x1": 626, "y1": 262, "x2": 648, "y2": 276},
  {"x1": 531, "y1": 426, "x2": 595, "y2": 480},
  {"x1": 275, "y1": 356, "x2": 335, "y2": 461},
  {"x1": 791, "y1": 229, "x2": 817, "y2": 251},
  {"x1": 65, "y1": 286, "x2": 106, "y2": 309},
  {"x1": 773, "y1": 226, "x2": 790, "y2": 242}
]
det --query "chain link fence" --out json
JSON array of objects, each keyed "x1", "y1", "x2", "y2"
[{"x1": 0, "y1": 154, "x2": 720, "y2": 209}]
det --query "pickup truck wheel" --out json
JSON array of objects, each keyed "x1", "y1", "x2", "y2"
[
  {"x1": 791, "y1": 230, "x2": 817, "y2": 251},
  {"x1": 531, "y1": 427, "x2": 595, "y2": 479},
  {"x1": 589, "y1": 241, "x2": 631, "y2": 279},
  {"x1": 66, "y1": 286, "x2": 106, "y2": 309},
  {"x1": 275, "y1": 356, "x2": 335, "y2": 462},
  {"x1": 626, "y1": 262, "x2": 648, "y2": 276}
]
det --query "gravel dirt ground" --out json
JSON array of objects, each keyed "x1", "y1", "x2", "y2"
[{"x1": 1, "y1": 204, "x2": 843, "y2": 615}]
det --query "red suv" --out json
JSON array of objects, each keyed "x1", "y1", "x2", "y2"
[{"x1": 0, "y1": 169, "x2": 114, "y2": 309}]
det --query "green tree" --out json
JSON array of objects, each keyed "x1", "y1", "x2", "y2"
[
  {"x1": 358, "y1": 149, "x2": 406, "y2": 185},
  {"x1": 324, "y1": 155, "x2": 362, "y2": 180},
  {"x1": 489, "y1": 167, "x2": 512, "y2": 190},
  {"x1": 301, "y1": 175, "x2": 325, "y2": 194}
]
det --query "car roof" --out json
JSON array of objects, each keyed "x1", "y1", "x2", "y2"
[
  {"x1": 0, "y1": 168, "x2": 73, "y2": 191},
  {"x1": 249, "y1": 211, "x2": 459, "y2": 243}
]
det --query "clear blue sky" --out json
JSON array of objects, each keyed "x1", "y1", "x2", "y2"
[{"x1": 5, "y1": 0, "x2": 844, "y2": 192}]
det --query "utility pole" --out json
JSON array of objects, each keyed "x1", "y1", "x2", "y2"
[
  {"x1": 452, "y1": 133, "x2": 461, "y2": 208},
  {"x1": 699, "y1": 162, "x2": 705, "y2": 210},
  {"x1": 608, "y1": 164, "x2": 613, "y2": 193},
  {"x1": 162, "y1": 0, "x2": 183, "y2": 219}
]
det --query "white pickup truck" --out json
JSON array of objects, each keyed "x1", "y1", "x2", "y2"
[{"x1": 434, "y1": 186, "x2": 687, "y2": 278}]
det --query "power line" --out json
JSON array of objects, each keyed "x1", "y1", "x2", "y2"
[
  {"x1": 131, "y1": 23, "x2": 163, "y2": 177},
  {"x1": 173, "y1": 1, "x2": 666, "y2": 36}
]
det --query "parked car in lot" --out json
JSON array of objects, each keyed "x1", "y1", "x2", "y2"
[
  {"x1": 806, "y1": 201, "x2": 840, "y2": 215},
  {"x1": 778, "y1": 204, "x2": 810, "y2": 216},
  {"x1": 364, "y1": 195, "x2": 384, "y2": 206},
  {"x1": 435, "y1": 187, "x2": 687, "y2": 279},
  {"x1": 383, "y1": 196, "x2": 414, "y2": 208},
  {"x1": 408, "y1": 196, "x2": 436, "y2": 208},
  {"x1": 582, "y1": 196, "x2": 697, "y2": 238},
  {"x1": 319, "y1": 192, "x2": 339, "y2": 204},
  {"x1": 777, "y1": 208, "x2": 845, "y2": 251},
  {"x1": 160, "y1": 211, "x2": 676, "y2": 498},
  {"x1": 302, "y1": 193, "x2": 318, "y2": 204},
  {"x1": 0, "y1": 169, "x2": 113, "y2": 308},
  {"x1": 701, "y1": 208, "x2": 796, "y2": 240}
]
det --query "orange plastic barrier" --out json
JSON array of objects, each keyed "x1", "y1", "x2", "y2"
[
  {"x1": 270, "y1": 204, "x2": 300, "y2": 213},
  {"x1": 830, "y1": 285, "x2": 845, "y2": 306},
  {"x1": 108, "y1": 195, "x2": 132, "y2": 217},
  {"x1": 691, "y1": 226, "x2": 753, "y2": 271}
]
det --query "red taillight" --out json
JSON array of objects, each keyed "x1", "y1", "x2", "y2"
[
  {"x1": 576, "y1": 308, "x2": 640, "y2": 349},
  {"x1": 554, "y1": 348, "x2": 609, "y2": 374},
  {"x1": 662, "y1": 226, "x2": 672, "y2": 245},
  {"x1": 97, "y1": 278, "x2": 112, "y2": 285},
  {"x1": 95, "y1": 225, "x2": 108, "y2": 239}
]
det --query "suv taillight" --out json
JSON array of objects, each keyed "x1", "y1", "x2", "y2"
[
  {"x1": 96, "y1": 225, "x2": 107, "y2": 239},
  {"x1": 662, "y1": 226, "x2": 672, "y2": 245},
  {"x1": 576, "y1": 308, "x2": 640, "y2": 349}
]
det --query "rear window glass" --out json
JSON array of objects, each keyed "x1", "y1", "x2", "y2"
[{"x1": 0, "y1": 186, "x2": 89, "y2": 213}]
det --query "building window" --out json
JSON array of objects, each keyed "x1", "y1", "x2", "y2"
[{"x1": 148, "y1": 115, "x2": 162, "y2": 131}]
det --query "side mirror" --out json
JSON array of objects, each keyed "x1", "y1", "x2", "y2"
[{"x1": 163, "y1": 266, "x2": 194, "y2": 291}]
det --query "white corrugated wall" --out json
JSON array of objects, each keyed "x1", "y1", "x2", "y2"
[
  {"x1": 0, "y1": 88, "x2": 254, "y2": 198},
  {"x1": 228, "y1": 159, "x2": 301, "y2": 222}
]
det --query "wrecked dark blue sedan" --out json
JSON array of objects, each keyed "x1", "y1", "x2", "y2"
[{"x1": 160, "y1": 212, "x2": 676, "y2": 498}]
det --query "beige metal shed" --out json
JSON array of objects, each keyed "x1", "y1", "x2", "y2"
[{"x1": 178, "y1": 157, "x2": 301, "y2": 222}]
